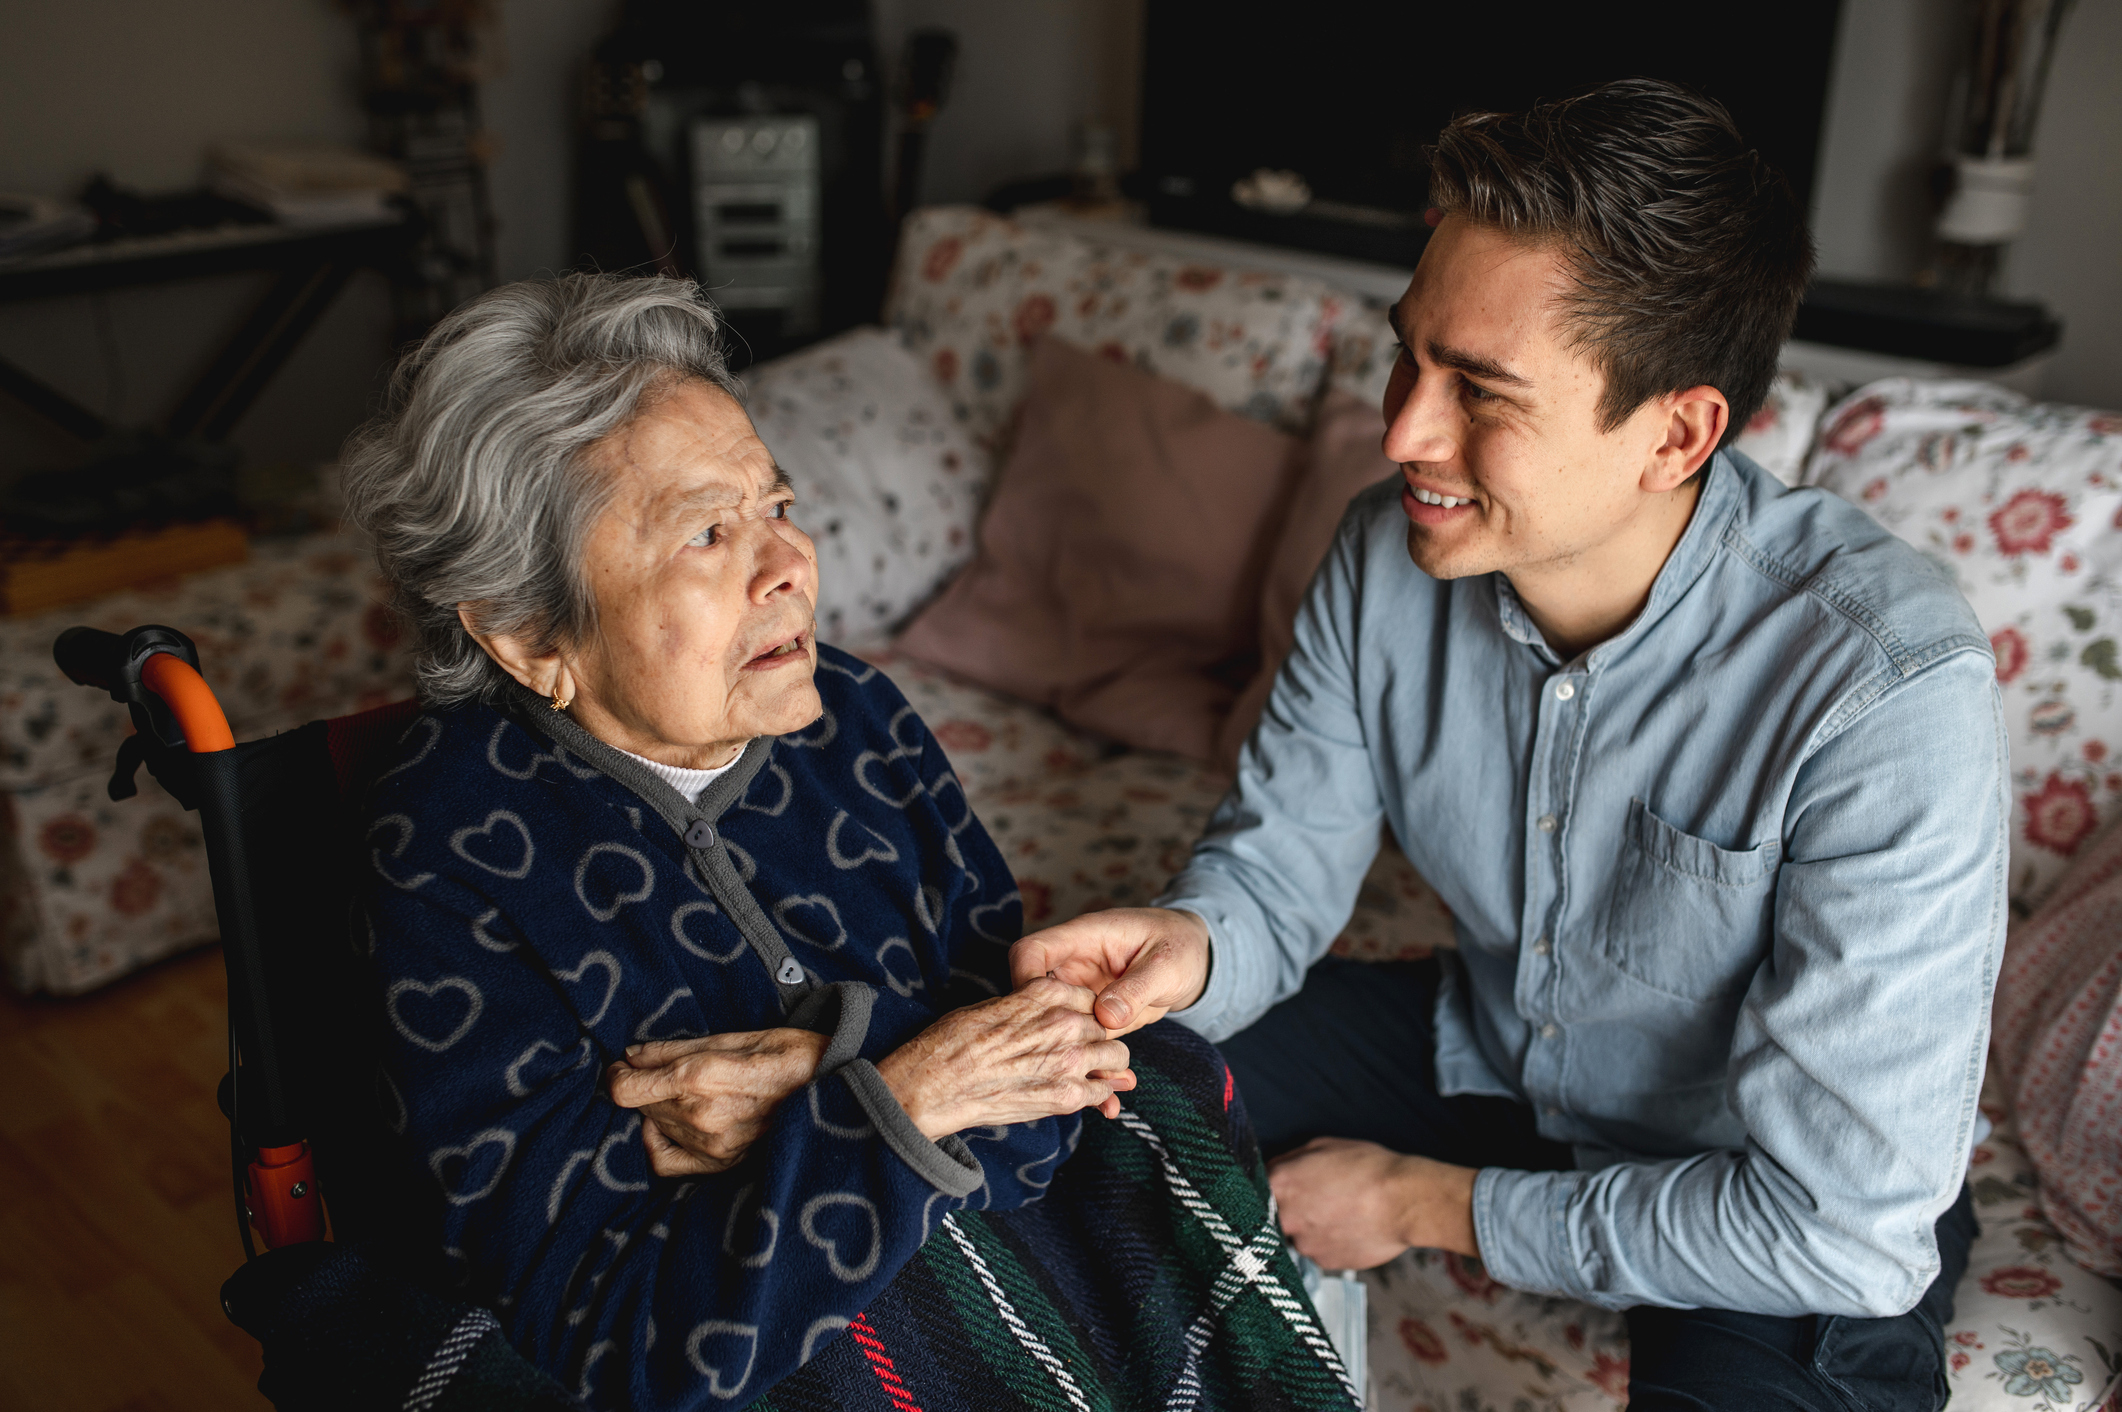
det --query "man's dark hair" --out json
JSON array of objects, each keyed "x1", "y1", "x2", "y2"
[{"x1": 1427, "y1": 78, "x2": 1814, "y2": 446}]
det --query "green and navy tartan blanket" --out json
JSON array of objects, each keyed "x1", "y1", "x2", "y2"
[{"x1": 752, "y1": 1021, "x2": 1362, "y2": 1412}]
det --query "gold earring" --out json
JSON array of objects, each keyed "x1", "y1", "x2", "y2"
[{"x1": 550, "y1": 686, "x2": 570, "y2": 711}]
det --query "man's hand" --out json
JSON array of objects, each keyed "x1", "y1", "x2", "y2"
[
  {"x1": 606, "y1": 1028, "x2": 828, "y2": 1177},
  {"x1": 1010, "y1": 906, "x2": 1211, "y2": 1034},
  {"x1": 876, "y1": 977, "x2": 1136, "y2": 1139},
  {"x1": 1268, "y1": 1137, "x2": 1480, "y2": 1269}
]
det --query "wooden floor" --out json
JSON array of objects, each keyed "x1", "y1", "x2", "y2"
[{"x1": 0, "y1": 944, "x2": 268, "y2": 1411}]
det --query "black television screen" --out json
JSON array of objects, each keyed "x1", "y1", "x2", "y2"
[{"x1": 1140, "y1": 0, "x2": 1844, "y2": 267}]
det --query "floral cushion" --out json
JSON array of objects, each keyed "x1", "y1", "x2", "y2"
[
  {"x1": 0, "y1": 528, "x2": 413, "y2": 795},
  {"x1": 1733, "y1": 367, "x2": 1835, "y2": 487},
  {"x1": 743, "y1": 327, "x2": 992, "y2": 649},
  {"x1": 1945, "y1": 1067, "x2": 2122, "y2": 1410},
  {"x1": 1323, "y1": 297, "x2": 1397, "y2": 409},
  {"x1": 884, "y1": 206, "x2": 1348, "y2": 448},
  {"x1": 1806, "y1": 379, "x2": 2122, "y2": 906},
  {"x1": 3, "y1": 753, "x2": 220, "y2": 994},
  {"x1": 1, "y1": 528, "x2": 414, "y2": 993}
]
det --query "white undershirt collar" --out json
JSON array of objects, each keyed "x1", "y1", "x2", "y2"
[{"x1": 615, "y1": 744, "x2": 744, "y2": 805}]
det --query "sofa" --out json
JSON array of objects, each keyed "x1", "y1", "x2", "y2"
[{"x1": 5, "y1": 205, "x2": 2117, "y2": 1408}]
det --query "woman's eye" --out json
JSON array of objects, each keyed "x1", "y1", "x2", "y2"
[
  {"x1": 686, "y1": 524, "x2": 720, "y2": 548},
  {"x1": 769, "y1": 500, "x2": 793, "y2": 521}
]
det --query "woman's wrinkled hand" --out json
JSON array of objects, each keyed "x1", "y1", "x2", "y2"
[
  {"x1": 876, "y1": 976, "x2": 1137, "y2": 1140},
  {"x1": 606, "y1": 1028, "x2": 828, "y2": 1177}
]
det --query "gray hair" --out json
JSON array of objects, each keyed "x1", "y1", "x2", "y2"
[{"x1": 342, "y1": 273, "x2": 743, "y2": 707}]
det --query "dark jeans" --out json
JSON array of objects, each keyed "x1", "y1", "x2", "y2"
[{"x1": 1221, "y1": 957, "x2": 1977, "y2": 1412}]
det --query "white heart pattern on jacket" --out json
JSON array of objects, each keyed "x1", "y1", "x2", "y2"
[
  {"x1": 684, "y1": 1320, "x2": 759, "y2": 1400},
  {"x1": 671, "y1": 900, "x2": 745, "y2": 964},
  {"x1": 504, "y1": 1036, "x2": 594, "y2": 1098},
  {"x1": 826, "y1": 811, "x2": 900, "y2": 870},
  {"x1": 450, "y1": 810, "x2": 535, "y2": 879},
  {"x1": 774, "y1": 893, "x2": 848, "y2": 952},
  {"x1": 799, "y1": 1192, "x2": 881, "y2": 1282},
  {"x1": 387, "y1": 975, "x2": 484, "y2": 1052},
  {"x1": 429, "y1": 1126, "x2": 516, "y2": 1205},
  {"x1": 631, "y1": 986, "x2": 698, "y2": 1044},
  {"x1": 574, "y1": 842, "x2": 655, "y2": 921},
  {"x1": 370, "y1": 813, "x2": 435, "y2": 892},
  {"x1": 553, "y1": 949, "x2": 622, "y2": 1027}
]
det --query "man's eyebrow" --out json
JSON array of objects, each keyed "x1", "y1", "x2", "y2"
[
  {"x1": 1426, "y1": 340, "x2": 1532, "y2": 389},
  {"x1": 1384, "y1": 305, "x2": 1532, "y2": 389}
]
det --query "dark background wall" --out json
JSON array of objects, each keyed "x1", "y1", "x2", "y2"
[{"x1": 0, "y1": 0, "x2": 2113, "y2": 487}]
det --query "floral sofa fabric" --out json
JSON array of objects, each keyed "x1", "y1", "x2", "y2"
[
  {"x1": 1806, "y1": 379, "x2": 2122, "y2": 907},
  {"x1": 884, "y1": 205, "x2": 1353, "y2": 446},
  {"x1": 1, "y1": 531, "x2": 412, "y2": 993}
]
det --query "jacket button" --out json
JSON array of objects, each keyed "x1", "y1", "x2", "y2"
[{"x1": 685, "y1": 821, "x2": 716, "y2": 848}]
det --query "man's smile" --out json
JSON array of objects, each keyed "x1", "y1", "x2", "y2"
[{"x1": 1401, "y1": 471, "x2": 1480, "y2": 525}]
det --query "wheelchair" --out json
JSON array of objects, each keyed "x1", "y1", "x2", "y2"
[{"x1": 54, "y1": 623, "x2": 579, "y2": 1412}]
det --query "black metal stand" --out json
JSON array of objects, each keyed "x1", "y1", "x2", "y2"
[{"x1": 0, "y1": 218, "x2": 412, "y2": 446}]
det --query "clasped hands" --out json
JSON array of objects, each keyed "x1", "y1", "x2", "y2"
[
  {"x1": 606, "y1": 906, "x2": 1477, "y2": 1266},
  {"x1": 607, "y1": 973, "x2": 1135, "y2": 1178},
  {"x1": 1014, "y1": 907, "x2": 1479, "y2": 1264}
]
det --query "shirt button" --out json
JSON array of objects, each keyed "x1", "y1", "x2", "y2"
[
  {"x1": 1539, "y1": 1023, "x2": 1559, "y2": 1039},
  {"x1": 1533, "y1": 936, "x2": 1552, "y2": 956},
  {"x1": 1545, "y1": 1106, "x2": 1561, "y2": 1118},
  {"x1": 1536, "y1": 813, "x2": 1558, "y2": 833},
  {"x1": 1553, "y1": 680, "x2": 1575, "y2": 701}
]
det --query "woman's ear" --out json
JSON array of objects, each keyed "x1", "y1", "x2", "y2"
[
  {"x1": 458, "y1": 605, "x2": 572, "y2": 702},
  {"x1": 1644, "y1": 385, "x2": 1729, "y2": 493}
]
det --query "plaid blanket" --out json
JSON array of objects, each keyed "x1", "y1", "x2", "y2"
[{"x1": 755, "y1": 1021, "x2": 1362, "y2": 1412}]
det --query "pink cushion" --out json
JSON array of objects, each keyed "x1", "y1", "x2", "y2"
[
  {"x1": 1992, "y1": 817, "x2": 2122, "y2": 1278},
  {"x1": 1215, "y1": 390, "x2": 1399, "y2": 771},
  {"x1": 895, "y1": 336, "x2": 1305, "y2": 762}
]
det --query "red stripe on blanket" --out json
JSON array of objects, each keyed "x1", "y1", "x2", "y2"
[{"x1": 849, "y1": 1313, "x2": 924, "y2": 1412}]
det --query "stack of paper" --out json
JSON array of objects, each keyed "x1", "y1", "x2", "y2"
[
  {"x1": 208, "y1": 142, "x2": 407, "y2": 226},
  {"x1": 0, "y1": 194, "x2": 95, "y2": 261}
]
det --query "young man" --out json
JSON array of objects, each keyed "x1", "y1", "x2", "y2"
[{"x1": 1013, "y1": 80, "x2": 2004, "y2": 1407}]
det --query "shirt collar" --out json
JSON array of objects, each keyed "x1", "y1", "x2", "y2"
[{"x1": 1489, "y1": 450, "x2": 1745, "y2": 669}]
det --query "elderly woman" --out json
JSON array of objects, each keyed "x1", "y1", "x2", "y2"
[{"x1": 342, "y1": 275, "x2": 1357, "y2": 1412}]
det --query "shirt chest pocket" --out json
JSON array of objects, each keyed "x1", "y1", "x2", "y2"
[{"x1": 1599, "y1": 798, "x2": 1779, "y2": 1004}]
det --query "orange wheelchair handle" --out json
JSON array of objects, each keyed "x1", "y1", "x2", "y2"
[
  {"x1": 140, "y1": 652, "x2": 235, "y2": 753},
  {"x1": 247, "y1": 1142, "x2": 328, "y2": 1248},
  {"x1": 52, "y1": 624, "x2": 233, "y2": 754}
]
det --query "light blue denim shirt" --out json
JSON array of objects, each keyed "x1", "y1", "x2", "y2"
[{"x1": 1161, "y1": 451, "x2": 2008, "y2": 1319}]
